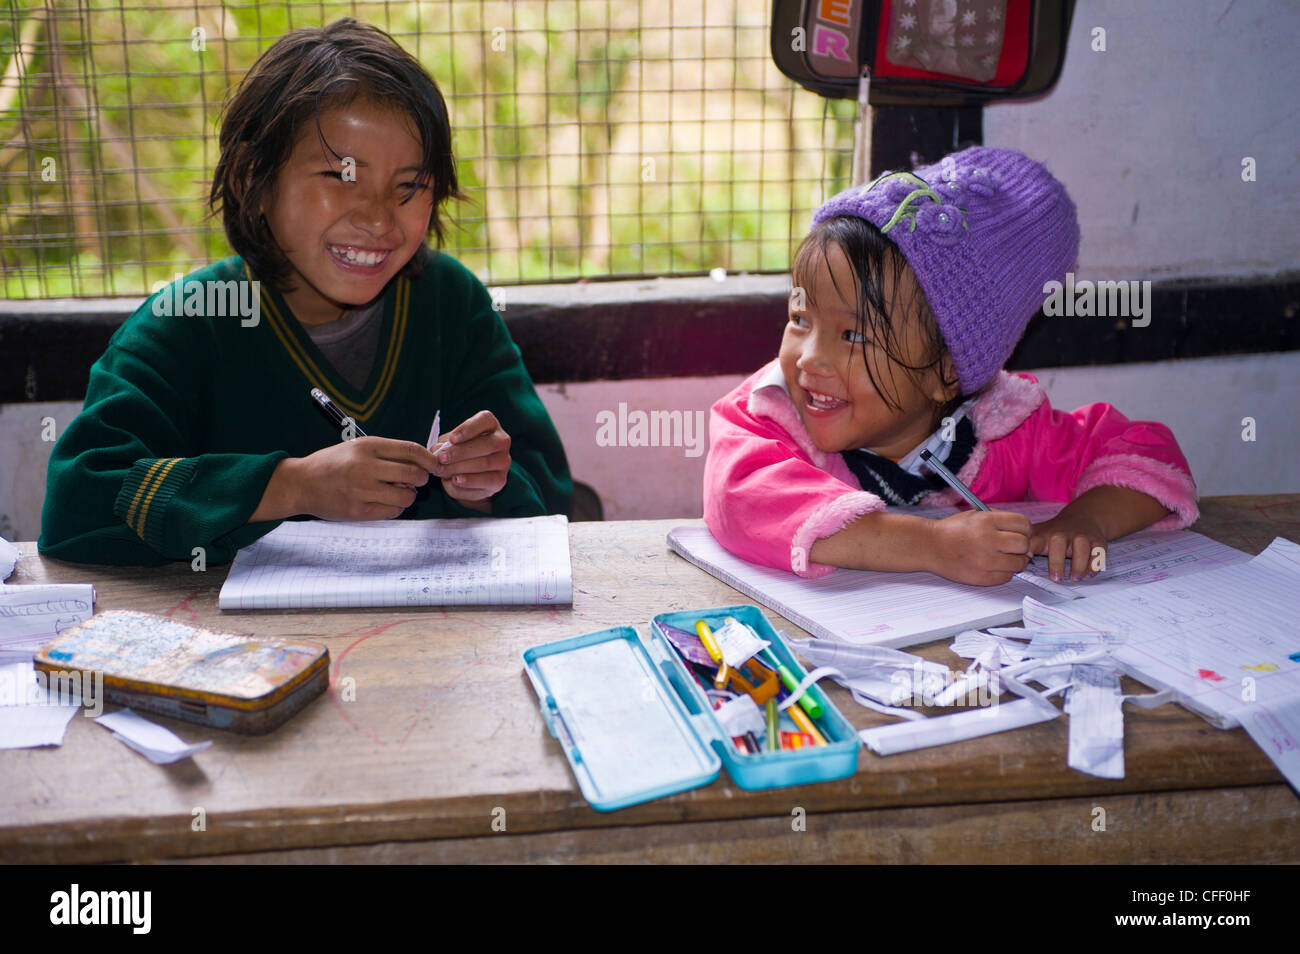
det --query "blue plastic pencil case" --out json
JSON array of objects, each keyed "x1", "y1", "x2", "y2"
[{"x1": 521, "y1": 604, "x2": 859, "y2": 811}]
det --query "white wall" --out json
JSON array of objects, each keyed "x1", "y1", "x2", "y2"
[
  {"x1": 984, "y1": 0, "x2": 1300, "y2": 281},
  {"x1": 5, "y1": 352, "x2": 1295, "y2": 542}
]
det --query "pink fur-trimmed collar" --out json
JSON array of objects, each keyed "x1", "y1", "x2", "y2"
[
  {"x1": 916, "y1": 370, "x2": 1045, "y2": 504},
  {"x1": 967, "y1": 371, "x2": 1047, "y2": 441}
]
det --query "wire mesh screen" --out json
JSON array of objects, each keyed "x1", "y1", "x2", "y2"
[{"x1": 1, "y1": 0, "x2": 856, "y2": 298}]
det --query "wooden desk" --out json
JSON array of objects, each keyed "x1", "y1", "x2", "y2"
[{"x1": 3, "y1": 495, "x2": 1298, "y2": 864}]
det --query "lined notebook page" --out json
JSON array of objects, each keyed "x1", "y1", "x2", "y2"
[
  {"x1": 667, "y1": 502, "x2": 1249, "y2": 649},
  {"x1": 219, "y1": 515, "x2": 572, "y2": 610},
  {"x1": 1029, "y1": 537, "x2": 1300, "y2": 789},
  {"x1": 1028, "y1": 537, "x2": 1300, "y2": 729}
]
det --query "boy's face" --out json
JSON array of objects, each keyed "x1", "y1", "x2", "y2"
[
  {"x1": 261, "y1": 98, "x2": 434, "y2": 325},
  {"x1": 779, "y1": 242, "x2": 956, "y2": 458}
]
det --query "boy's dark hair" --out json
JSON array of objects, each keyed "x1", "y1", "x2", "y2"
[
  {"x1": 209, "y1": 18, "x2": 463, "y2": 288},
  {"x1": 792, "y1": 215, "x2": 964, "y2": 430}
]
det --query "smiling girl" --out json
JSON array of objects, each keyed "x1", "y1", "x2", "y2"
[
  {"x1": 704, "y1": 147, "x2": 1198, "y2": 586},
  {"x1": 41, "y1": 19, "x2": 571, "y2": 566}
]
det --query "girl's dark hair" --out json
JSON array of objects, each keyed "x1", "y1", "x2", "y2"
[
  {"x1": 792, "y1": 215, "x2": 963, "y2": 429},
  {"x1": 209, "y1": 18, "x2": 464, "y2": 288}
]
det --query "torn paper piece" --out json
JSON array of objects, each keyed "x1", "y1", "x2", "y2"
[
  {"x1": 950, "y1": 629, "x2": 1030, "y2": 664},
  {"x1": 859, "y1": 697, "x2": 1060, "y2": 756},
  {"x1": 0, "y1": 704, "x2": 79, "y2": 748},
  {"x1": 775, "y1": 665, "x2": 841, "y2": 712},
  {"x1": 95, "y1": 709, "x2": 211, "y2": 764},
  {"x1": 0, "y1": 537, "x2": 19, "y2": 583},
  {"x1": 932, "y1": 668, "x2": 995, "y2": 708},
  {"x1": 794, "y1": 637, "x2": 948, "y2": 706},
  {"x1": 714, "y1": 694, "x2": 766, "y2": 739},
  {"x1": 948, "y1": 629, "x2": 1035, "y2": 699},
  {"x1": 713, "y1": 617, "x2": 769, "y2": 668},
  {"x1": 1066, "y1": 664, "x2": 1125, "y2": 779},
  {"x1": 1236, "y1": 699, "x2": 1300, "y2": 792},
  {"x1": 0, "y1": 662, "x2": 80, "y2": 747},
  {"x1": 986, "y1": 626, "x2": 1034, "y2": 640},
  {"x1": 0, "y1": 661, "x2": 39, "y2": 705},
  {"x1": 1024, "y1": 628, "x2": 1122, "y2": 659}
]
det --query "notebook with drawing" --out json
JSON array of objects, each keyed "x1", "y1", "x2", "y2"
[
  {"x1": 219, "y1": 514, "x2": 572, "y2": 610},
  {"x1": 666, "y1": 501, "x2": 1250, "y2": 649},
  {"x1": 1019, "y1": 538, "x2": 1300, "y2": 789},
  {"x1": 1022, "y1": 538, "x2": 1300, "y2": 729}
]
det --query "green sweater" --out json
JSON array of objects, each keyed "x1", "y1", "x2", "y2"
[{"x1": 39, "y1": 254, "x2": 572, "y2": 566}]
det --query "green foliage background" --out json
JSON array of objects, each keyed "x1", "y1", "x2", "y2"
[{"x1": 1, "y1": 1, "x2": 854, "y2": 298}]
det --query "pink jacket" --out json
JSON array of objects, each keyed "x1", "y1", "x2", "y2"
[{"x1": 703, "y1": 361, "x2": 1199, "y2": 579}]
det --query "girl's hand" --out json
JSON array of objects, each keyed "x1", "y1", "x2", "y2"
[
  {"x1": 928, "y1": 509, "x2": 1032, "y2": 586},
  {"x1": 1029, "y1": 512, "x2": 1108, "y2": 583},
  {"x1": 290, "y1": 437, "x2": 438, "y2": 521},
  {"x1": 431, "y1": 410, "x2": 512, "y2": 513}
]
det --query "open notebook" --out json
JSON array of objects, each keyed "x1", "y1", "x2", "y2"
[
  {"x1": 219, "y1": 515, "x2": 572, "y2": 610},
  {"x1": 667, "y1": 501, "x2": 1250, "y2": 649}
]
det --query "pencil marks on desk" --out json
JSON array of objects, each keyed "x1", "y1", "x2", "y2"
[{"x1": 162, "y1": 590, "x2": 201, "y2": 621}]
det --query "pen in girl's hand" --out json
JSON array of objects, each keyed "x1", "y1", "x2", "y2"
[{"x1": 920, "y1": 450, "x2": 1077, "y2": 595}]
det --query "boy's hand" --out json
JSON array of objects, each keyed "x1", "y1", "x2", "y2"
[
  {"x1": 293, "y1": 437, "x2": 438, "y2": 521},
  {"x1": 1030, "y1": 511, "x2": 1109, "y2": 583},
  {"x1": 430, "y1": 410, "x2": 511, "y2": 513},
  {"x1": 929, "y1": 509, "x2": 1031, "y2": 586}
]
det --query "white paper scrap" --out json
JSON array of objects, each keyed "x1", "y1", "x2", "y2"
[
  {"x1": 426, "y1": 409, "x2": 451, "y2": 454},
  {"x1": 714, "y1": 694, "x2": 766, "y2": 739},
  {"x1": 951, "y1": 628, "x2": 1031, "y2": 663},
  {"x1": 795, "y1": 637, "x2": 949, "y2": 706},
  {"x1": 0, "y1": 537, "x2": 20, "y2": 582},
  {"x1": 1236, "y1": 699, "x2": 1300, "y2": 793},
  {"x1": 0, "y1": 705, "x2": 79, "y2": 748},
  {"x1": 859, "y1": 697, "x2": 1060, "y2": 756},
  {"x1": 0, "y1": 661, "x2": 79, "y2": 748},
  {"x1": 713, "y1": 617, "x2": 769, "y2": 668},
  {"x1": 95, "y1": 709, "x2": 212, "y2": 764},
  {"x1": 1065, "y1": 664, "x2": 1126, "y2": 778}
]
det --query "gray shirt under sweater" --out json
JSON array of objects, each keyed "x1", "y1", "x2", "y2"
[{"x1": 301, "y1": 298, "x2": 385, "y2": 392}]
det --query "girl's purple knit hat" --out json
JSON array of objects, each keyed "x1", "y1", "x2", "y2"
[{"x1": 812, "y1": 146, "x2": 1079, "y2": 395}]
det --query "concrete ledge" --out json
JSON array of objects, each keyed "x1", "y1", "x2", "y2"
[{"x1": 2, "y1": 273, "x2": 1298, "y2": 403}]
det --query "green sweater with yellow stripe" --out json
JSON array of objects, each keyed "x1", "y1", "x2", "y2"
[{"x1": 39, "y1": 254, "x2": 572, "y2": 566}]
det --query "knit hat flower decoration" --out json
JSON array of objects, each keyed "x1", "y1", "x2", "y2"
[{"x1": 812, "y1": 146, "x2": 1079, "y2": 395}]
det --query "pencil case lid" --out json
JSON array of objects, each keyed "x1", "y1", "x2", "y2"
[{"x1": 522, "y1": 626, "x2": 721, "y2": 812}]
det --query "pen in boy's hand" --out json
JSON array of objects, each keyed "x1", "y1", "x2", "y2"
[
  {"x1": 311, "y1": 387, "x2": 419, "y2": 491},
  {"x1": 311, "y1": 387, "x2": 366, "y2": 438}
]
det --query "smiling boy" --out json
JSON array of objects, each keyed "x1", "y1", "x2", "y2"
[{"x1": 40, "y1": 20, "x2": 572, "y2": 566}]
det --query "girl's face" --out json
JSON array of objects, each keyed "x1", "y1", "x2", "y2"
[
  {"x1": 779, "y1": 242, "x2": 956, "y2": 458},
  {"x1": 261, "y1": 98, "x2": 434, "y2": 325}
]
